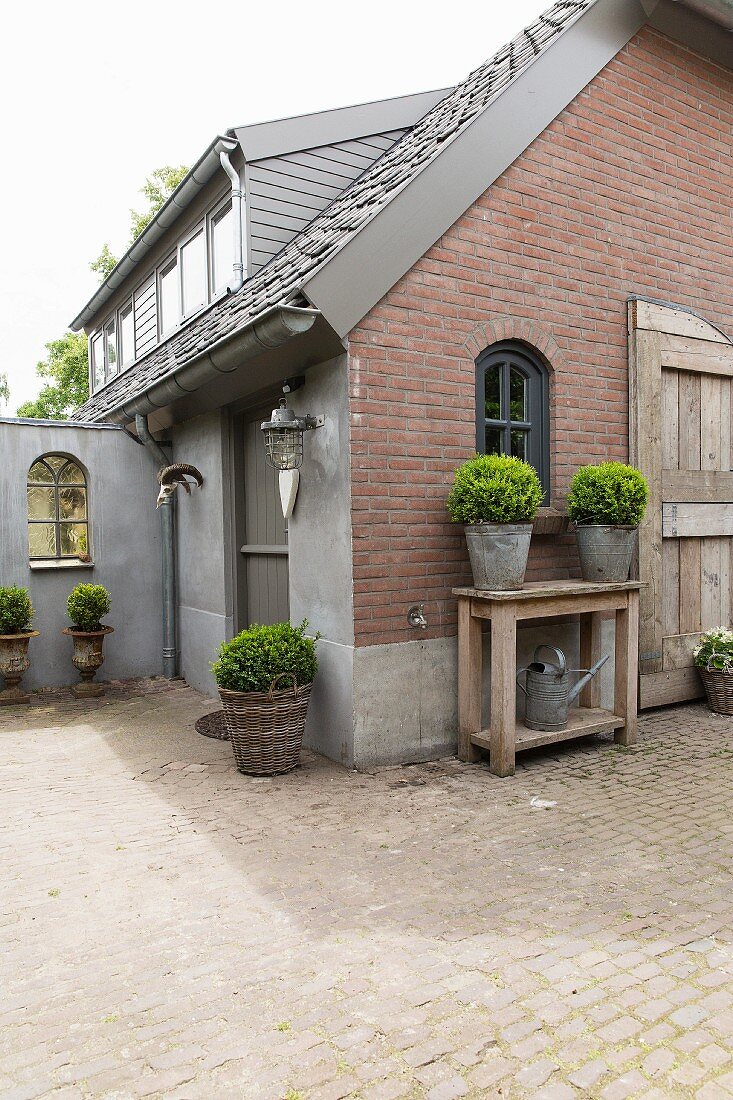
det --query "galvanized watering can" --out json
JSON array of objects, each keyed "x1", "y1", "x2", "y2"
[{"x1": 516, "y1": 645, "x2": 609, "y2": 732}]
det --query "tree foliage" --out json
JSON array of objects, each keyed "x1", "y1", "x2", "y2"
[
  {"x1": 17, "y1": 332, "x2": 89, "y2": 420},
  {"x1": 89, "y1": 243, "x2": 118, "y2": 282},
  {"x1": 90, "y1": 164, "x2": 189, "y2": 284},
  {"x1": 0, "y1": 373, "x2": 9, "y2": 410},
  {"x1": 129, "y1": 165, "x2": 189, "y2": 243},
  {"x1": 20, "y1": 164, "x2": 191, "y2": 418}
]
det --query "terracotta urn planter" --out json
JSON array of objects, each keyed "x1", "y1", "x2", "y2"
[
  {"x1": 0, "y1": 631, "x2": 40, "y2": 705},
  {"x1": 62, "y1": 626, "x2": 114, "y2": 698}
]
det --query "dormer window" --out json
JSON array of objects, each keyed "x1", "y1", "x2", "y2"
[
  {"x1": 181, "y1": 228, "x2": 206, "y2": 317},
  {"x1": 119, "y1": 301, "x2": 134, "y2": 366},
  {"x1": 104, "y1": 317, "x2": 118, "y2": 379},
  {"x1": 158, "y1": 256, "x2": 179, "y2": 336},
  {"x1": 91, "y1": 332, "x2": 104, "y2": 390},
  {"x1": 88, "y1": 192, "x2": 239, "y2": 393},
  {"x1": 211, "y1": 200, "x2": 233, "y2": 296}
]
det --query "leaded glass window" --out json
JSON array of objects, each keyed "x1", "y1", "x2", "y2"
[
  {"x1": 28, "y1": 455, "x2": 89, "y2": 560},
  {"x1": 476, "y1": 342, "x2": 549, "y2": 498}
]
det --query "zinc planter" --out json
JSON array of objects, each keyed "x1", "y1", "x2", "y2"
[
  {"x1": 0, "y1": 631, "x2": 40, "y2": 705},
  {"x1": 465, "y1": 523, "x2": 532, "y2": 591},
  {"x1": 575, "y1": 524, "x2": 637, "y2": 583},
  {"x1": 219, "y1": 673, "x2": 312, "y2": 776},
  {"x1": 62, "y1": 626, "x2": 114, "y2": 698}
]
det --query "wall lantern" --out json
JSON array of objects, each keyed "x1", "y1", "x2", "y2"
[
  {"x1": 261, "y1": 392, "x2": 324, "y2": 520},
  {"x1": 261, "y1": 398, "x2": 323, "y2": 471}
]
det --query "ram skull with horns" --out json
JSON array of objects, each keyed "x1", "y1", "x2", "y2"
[{"x1": 156, "y1": 463, "x2": 204, "y2": 507}]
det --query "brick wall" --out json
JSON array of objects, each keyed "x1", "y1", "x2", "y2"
[{"x1": 347, "y1": 28, "x2": 733, "y2": 646}]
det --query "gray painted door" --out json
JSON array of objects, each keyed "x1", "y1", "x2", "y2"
[{"x1": 237, "y1": 412, "x2": 289, "y2": 627}]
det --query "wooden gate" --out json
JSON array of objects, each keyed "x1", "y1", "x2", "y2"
[{"x1": 629, "y1": 298, "x2": 733, "y2": 708}]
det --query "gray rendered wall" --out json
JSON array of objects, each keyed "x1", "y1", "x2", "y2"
[
  {"x1": 173, "y1": 411, "x2": 234, "y2": 696},
  {"x1": 288, "y1": 355, "x2": 356, "y2": 765},
  {"x1": 0, "y1": 419, "x2": 163, "y2": 688}
]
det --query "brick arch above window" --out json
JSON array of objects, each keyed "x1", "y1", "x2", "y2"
[{"x1": 463, "y1": 316, "x2": 565, "y2": 373}]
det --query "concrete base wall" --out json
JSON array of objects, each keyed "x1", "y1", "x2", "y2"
[
  {"x1": 350, "y1": 620, "x2": 617, "y2": 769},
  {"x1": 0, "y1": 420, "x2": 163, "y2": 689},
  {"x1": 304, "y1": 637, "x2": 355, "y2": 766}
]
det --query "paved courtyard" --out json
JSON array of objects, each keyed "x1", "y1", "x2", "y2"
[{"x1": 2, "y1": 681, "x2": 733, "y2": 1100}]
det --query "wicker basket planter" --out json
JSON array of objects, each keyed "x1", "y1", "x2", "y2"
[
  {"x1": 698, "y1": 667, "x2": 733, "y2": 716},
  {"x1": 219, "y1": 673, "x2": 312, "y2": 776}
]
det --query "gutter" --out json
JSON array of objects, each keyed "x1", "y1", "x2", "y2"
[
  {"x1": 101, "y1": 304, "x2": 319, "y2": 424},
  {"x1": 70, "y1": 135, "x2": 236, "y2": 332}
]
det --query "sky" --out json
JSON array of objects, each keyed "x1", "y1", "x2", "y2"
[{"x1": 0, "y1": 0, "x2": 550, "y2": 414}]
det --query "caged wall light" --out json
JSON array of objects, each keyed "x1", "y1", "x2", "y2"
[{"x1": 261, "y1": 398, "x2": 323, "y2": 471}]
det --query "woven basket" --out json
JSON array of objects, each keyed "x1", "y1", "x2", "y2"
[
  {"x1": 219, "y1": 673, "x2": 312, "y2": 776},
  {"x1": 699, "y1": 667, "x2": 733, "y2": 716}
]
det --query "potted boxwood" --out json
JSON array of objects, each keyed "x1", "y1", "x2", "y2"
[
  {"x1": 694, "y1": 629, "x2": 733, "y2": 715},
  {"x1": 62, "y1": 583, "x2": 113, "y2": 698},
  {"x1": 567, "y1": 462, "x2": 649, "y2": 583},
  {"x1": 446, "y1": 454, "x2": 543, "y2": 590},
  {"x1": 0, "y1": 586, "x2": 40, "y2": 705},
  {"x1": 212, "y1": 620, "x2": 319, "y2": 776}
]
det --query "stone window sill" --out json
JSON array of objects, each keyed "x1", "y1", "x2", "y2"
[{"x1": 29, "y1": 559, "x2": 95, "y2": 572}]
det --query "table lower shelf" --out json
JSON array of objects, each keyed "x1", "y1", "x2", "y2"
[{"x1": 470, "y1": 707, "x2": 625, "y2": 754}]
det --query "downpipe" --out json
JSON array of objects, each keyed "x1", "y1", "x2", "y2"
[
  {"x1": 135, "y1": 414, "x2": 177, "y2": 679},
  {"x1": 215, "y1": 138, "x2": 244, "y2": 293}
]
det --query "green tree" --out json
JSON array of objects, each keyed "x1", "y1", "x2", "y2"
[
  {"x1": 89, "y1": 243, "x2": 118, "y2": 282},
  {"x1": 21, "y1": 163, "x2": 192, "y2": 418},
  {"x1": 90, "y1": 164, "x2": 189, "y2": 284},
  {"x1": 17, "y1": 333, "x2": 89, "y2": 420},
  {"x1": 0, "y1": 373, "x2": 9, "y2": 411},
  {"x1": 129, "y1": 165, "x2": 189, "y2": 243}
]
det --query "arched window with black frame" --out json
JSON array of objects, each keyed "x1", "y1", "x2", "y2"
[{"x1": 475, "y1": 341, "x2": 550, "y2": 499}]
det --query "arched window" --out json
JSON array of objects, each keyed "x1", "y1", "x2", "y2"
[
  {"x1": 27, "y1": 454, "x2": 89, "y2": 561},
  {"x1": 476, "y1": 341, "x2": 550, "y2": 497}
]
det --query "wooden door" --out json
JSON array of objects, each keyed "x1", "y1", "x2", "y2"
[
  {"x1": 629, "y1": 298, "x2": 733, "y2": 708},
  {"x1": 233, "y1": 410, "x2": 290, "y2": 629}
]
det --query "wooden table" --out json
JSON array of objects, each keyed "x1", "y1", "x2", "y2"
[{"x1": 454, "y1": 580, "x2": 642, "y2": 777}]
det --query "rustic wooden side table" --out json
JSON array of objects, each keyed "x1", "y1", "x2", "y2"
[{"x1": 453, "y1": 580, "x2": 642, "y2": 777}]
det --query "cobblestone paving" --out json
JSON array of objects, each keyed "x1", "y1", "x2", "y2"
[{"x1": 2, "y1": 681, "x2": 733, "y2": 1099}]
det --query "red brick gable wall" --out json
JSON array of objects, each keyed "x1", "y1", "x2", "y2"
[{"x1": 347, "y1": 28, "x2": 733, "y2": 647}]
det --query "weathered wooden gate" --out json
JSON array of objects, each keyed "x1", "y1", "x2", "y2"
[{"x1": 629, "y1": 298, "x2": 733, "y2": 708}]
